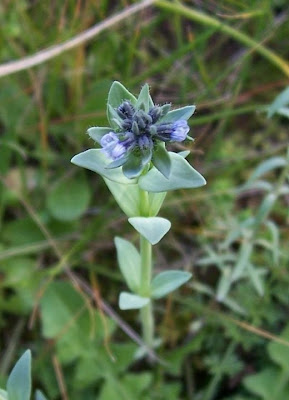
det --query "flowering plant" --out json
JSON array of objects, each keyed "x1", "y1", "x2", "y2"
[{"x1": 71, "y1": 82, "x2": 206, "y2": 350}]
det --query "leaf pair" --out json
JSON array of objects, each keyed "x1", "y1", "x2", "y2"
[{"x1": 119, "y1": 270, "x2": 192, "y2": 310}]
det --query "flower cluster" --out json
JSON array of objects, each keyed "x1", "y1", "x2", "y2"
[{"x1": 101, "y1": 101, "x2": 190, "y2": 164}]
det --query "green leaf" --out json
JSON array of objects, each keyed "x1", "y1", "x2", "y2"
[
  {"x1": 268, "y1": 86, "x2": 289, "y2": 117},
  {"x1": 119, "y1": 292, "x2": 150, "y2": 310},
  {"x1": 151, "y1": 270, "x2": 192, "y2": 299},
  {"x1": 136, "y1": 83, "x2": 153, "y2": 112},
  {"x1": 268, "y1": 324, "x2": 289, "y2": 372},
  {"x1": 114, "y1": 237, "x2": 141, "y2": 292},
  {"x1": 107, "y1": 81, "x2": 137, "y2": 126},
  {"x1": 139, "y1": 152, "x2": 206, "y2": 192},
  {"x1": 71, "y1": 149, "x2": 136, "y2": 184},
  {"x1": 152, "y1": 143, "x2": 171, "y2": 178},
  {"x1": 160, "y1": 105, "x2": 195, "y2": 123},
  {"x1": 35, "y1": 390, "x2": 48, "y2": 400},
  {"x1": 7, "y1": 350, "x2": 31, "y2": 400},
  {"x1": 122, "y1": 153, "x2": 144, "y2": 179},
  {"x1": 47, "y1": 174, "x2": 91, "y2": 221},
  {"x1": 128, "y1": 217, "x2": 171, "y2": 245},
  {"x1": 244, "y1": 367, "x2": 288, "y2": 400},
  {"x1": 87, "y1": 127, "x2": 112, "y2": 143}
]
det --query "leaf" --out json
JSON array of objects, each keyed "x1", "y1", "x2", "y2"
[
  {"x1": 247, "y1": 263, "x2": 264, "y2": 296},
  {"x1": 135, "y1": 83, "x2": 154, "y2": 112},
  {"x1": 152, "y1": 143, "x2": 171, "y2": 179},
  {"x1": 71, "y1": 149, "x2": 136, "y2": 184},
  {"x1": 87, "y1": 127, "x2": 112, "y2": 143},
  {"x1": 268, "y1": 324, "x2": 289, "y2": 372},
  {"x1": 47, "y1": 174, "x2": 91, "y2": 221},
  {"x1": 148, "y1": 191, "x2": 167, "y2": 216},
  {"x1": 268, "y1": 86, "x2": 289, "y2": 117},
  {"x1": 35, "y1": 390, "x2": 48, "y2": 400},
  {"x1": 249, "y1": 157, "x2": 287, "y2": 182},
  {"x1": 151, "y1": 270, "x2": 192, "y2": 299},
  {"x1": 7, "y1": 350, "x2": 31, "y2": 400},
  {"x1": 139, "y1": 152, "x2": 206, "y2": 192},
  {"x1": 122, "y1": 153, "x2": 144, "y2": 179},
  {"x1": 128, "y1": 217, "x2": 171, "y2": 245},
  {"x1": 0, "y1": 390, "x2": 8, "y2": 400},
  {"x1": 160, "y1": 105, "x2": 196, "y2": 122},
  {"x1": 119, "y1": 292, "x2": 150, "y2": 310},
  {"x1": 114, "y1": 237, "x2": 141, "y2": 292},
  {"x1": 107, "y1": 81, "x2": 137, "y2": 126},
  {"x1": 244, "y1": 367, "x2": 288, "y2": 400},
  {"x1": 104, "y1": 179, "x2": 141, "y2": 217},
  {"x1": 265, "y1": 220, "x2": 280, "y2": 265}
]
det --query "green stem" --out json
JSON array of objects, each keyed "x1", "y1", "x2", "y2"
[{"x1": 139, "y1": 188, "x2": 154, "y2": 349}]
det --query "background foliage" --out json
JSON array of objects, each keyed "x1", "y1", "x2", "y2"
[{"x1": 0, "y1": 0, "x2": 289, "y2": 399}]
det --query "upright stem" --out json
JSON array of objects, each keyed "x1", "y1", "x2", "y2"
[{"x1": 139, "y1": 188, "x2": 154, "y2": 349}]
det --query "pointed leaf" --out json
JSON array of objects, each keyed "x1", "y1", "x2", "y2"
[
  {"x1": 71, "y1": 149, "x2": 136, "y2": 184},
  {"x1": 151, "y1": 270, "x2": 192, "y2": 299},
  {"x1": 128, "y1": 217, "x2": 171, "y2": 245},
  {"x1": 119, "y1": 292, "x2": 150, "y2": 310},
  {"x1": 152, "y1": 144, "x2": 171, "y2": 179},
  {"x1": 139, "y1": 152, "x2": 206, "y2": 192},
  {"x1": 136, "y1": 84, "x2": 153, "y2": 112},
  {"x1": 87, "y1": 127, "x2": 112, "y2": 144},
  {"x1": 160, "y1": 105, "x2": 195, "y2": 123},
  {"x1": 268, "y1": 86, "x2": 289, "y2": 117},
  {"x1": 122, "y1": 153, "x2": 144, "y2": 179},
  {"x1": 7, "y1": 350, "x2": 32, "y2": 400},
  {"x1": 114, "y1": 237, "x2": 141, "y2": 292},
  {"x1": 35, "y1": 391, "x2": 48, "y2": 400}
]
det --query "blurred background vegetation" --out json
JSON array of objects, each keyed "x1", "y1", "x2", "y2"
[{"x1": 0, "y1": 0, "x2": 289, "y2": 399}]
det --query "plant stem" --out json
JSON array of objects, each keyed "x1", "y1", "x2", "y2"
[{"x1": 139, "y1": 188, "x2": 154, "y2": 349}]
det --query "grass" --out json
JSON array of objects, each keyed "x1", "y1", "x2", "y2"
[{"x1": 0, "y1": 0, "x2": 289, "y2": 399}]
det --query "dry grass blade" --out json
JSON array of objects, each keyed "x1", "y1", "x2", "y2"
[{"x1": 0, "y1": 0, "x2": 155, "y2": 78}]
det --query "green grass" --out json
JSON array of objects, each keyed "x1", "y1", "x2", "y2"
[{"x1": 0, "y1": 0, "x2": 289, "y2": 399}]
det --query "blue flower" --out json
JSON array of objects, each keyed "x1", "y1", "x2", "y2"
[
  {"x1": 171, "y1": 120, "x2": 190, "y2": 141},
  {"x1": 100, "y1": 102, "x2": 190, "y2": 166}
]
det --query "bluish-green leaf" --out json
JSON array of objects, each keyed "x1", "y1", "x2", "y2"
[
  {"x1": 148, "y1": 192, "x2": 167, "y2": 216},
  {"x1": 114, "y1": 237, "x2": 141, "y2": 292},
  {"x1": 268, "y1": 86, "x2": 289, "y2": 117},
  {"x1": 160, "y1": 105, "x2": 195, "y2": 123},
  {"x1": 139, "y1": 152, "x2": 206, "y2": 192},
  {"x1": 0, "y1": 389, "x2": 8, "y2": 400},
  {"x1": 122, "y1": 153, "x2": 144, "y2": 179},
  {"x1": 152, "y1": 144, "x2": 171, "y2": 179},
  {"x1": 128, "y1": 217, "x2": 171, "y2": 245},
  {"x1": 136, "y1": 83, "x2": 154, "y2": 112},
  {"x1": 151, "y1": 270, "x2": 192, "y2": 299},
  {"x1": 119, "y1": 292, "x2": 150, "y2": 310},
  {"x1": 87, "y1": 127, "x2": 112, "y2": 144},
  {"x1": 71, "y1": 149, "x2": 136, "y2": 184},
  {"x1": 35, "y1": 390, "x2": 48, "y2": 400},
  {"x1": 7, "y1": 350, "x2": 31, "y2": 400},
  {"x1": 104, "y1": 179, "x2": 140, "y2": 217}
]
